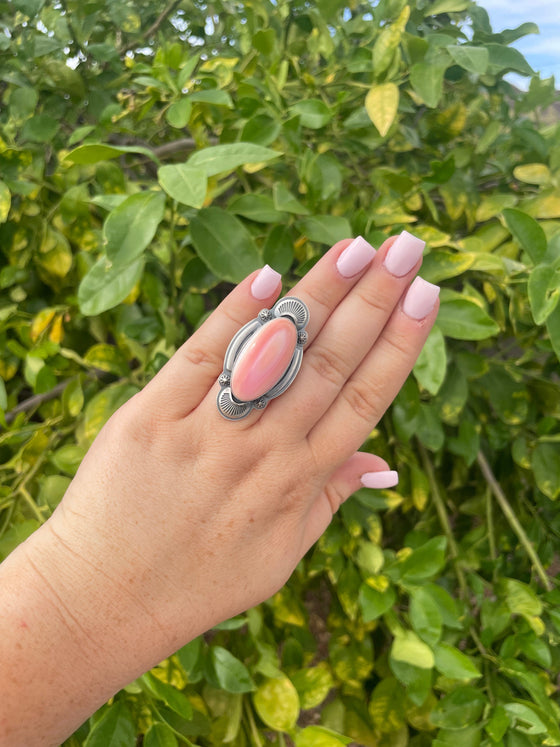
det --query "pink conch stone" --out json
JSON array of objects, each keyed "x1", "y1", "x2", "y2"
[{"x1": 231, "y1": 317, "x2": 297, "y2": 401}]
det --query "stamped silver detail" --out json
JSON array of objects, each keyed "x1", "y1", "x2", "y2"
[
  {"x1": 217, "y1": 296, "x2": 310, "y2": 421},
  {"x1": 273, "y1": 297, "x2": 309, "y2": 329}
]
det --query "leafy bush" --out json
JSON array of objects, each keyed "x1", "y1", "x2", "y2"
[{"x1": 1, "y1": 0, "x2": 560, "y2": 744}]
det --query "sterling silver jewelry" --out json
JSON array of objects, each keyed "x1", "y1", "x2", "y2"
[{"x1": 217, "y1": 297, "x2": 309, "y2": 420}]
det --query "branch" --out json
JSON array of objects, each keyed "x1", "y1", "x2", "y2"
[
  {"x1": 477, "y1": 450, "x2": 552, "y2": 591},
  {"x1": 4, "y1": 380, "x2": 70, "y2": 425},
  {"x1": 120, "y1": 0, "x2": 182, "y2": 55}
]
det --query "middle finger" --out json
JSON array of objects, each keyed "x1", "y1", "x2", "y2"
[{"x1": 269, "y1": 230, "x2": 425, "y2": 434}]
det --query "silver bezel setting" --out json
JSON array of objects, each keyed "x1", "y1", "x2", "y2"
[{"x1": 217, "y1": 296, "x2": 309, "y2": 421}]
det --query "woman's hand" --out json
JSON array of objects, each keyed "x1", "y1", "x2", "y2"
[{"x1": 0, "y1": 232, "x2": 439, "y2": 746}]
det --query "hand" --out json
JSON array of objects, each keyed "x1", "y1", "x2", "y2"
[{"x1": 0, "y1": 232, "x2": 439, "y2": 745}]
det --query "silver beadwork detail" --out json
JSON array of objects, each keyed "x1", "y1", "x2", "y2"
[{"x1": 217, "y1": 296, "x2": 310, "y2": 421}]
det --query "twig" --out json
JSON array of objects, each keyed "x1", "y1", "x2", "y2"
[
  {"x1": 477, "y1": 450, "x2": 552, "y2": 591},
  {"x1": 4, "y1": 380, "x2": 70, "y2": 425},
  {"x1": 418, "y1": 442, "x2": 469, "y2": 599},
  {"x1": 120, "y1": 0, "x2": 182, "y2": 54}
]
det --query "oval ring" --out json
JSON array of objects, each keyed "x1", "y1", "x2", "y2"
[{"x1": 217, "y1": 296, "x2": 309, "y2": 421}]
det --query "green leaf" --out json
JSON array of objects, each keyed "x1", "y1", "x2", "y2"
[
  {"x1": 84, "y1": 344, "x2": 130, "y2": 376},
  {"x1": 295, "y1": 726, "x2": 351, "y2": 747},
  {"x1": 78, "y1": 254, "x2": 145, "y2": 316},
  {"x1": 21, "y1": 114, "x2": 59, "y2": 142},
  {"x1": 413, "y1": 326, "x2": 447, "y2": 395},
  {"x1": 391, "y1": 629, "x2": 435, "y2": 669},
  {"x1": 437, "y1": 297, "x2": 499, "y2": 340},
  {"x1": 229, "y1": 193, "x2": 286, "y2": 223},
  {"x1": 486, "y1": 44, "x2": 535, "y2": 76},
  {"x1": 503, "y1": 703, "x2": 547, "y2": 736},
  {"x1": 157, "y1": 164, "x2": 207, "y2": 208},
  {"x1": 528, "y1": 263, "x2": 560, "y2": 324},
  {"x1": 190, "y1": 207, "x2": 261, "y2": 283},
  {"x1": 253, "y1": 677, "x2": 300, "y2": 731},
  {"x1": 273, "y1": 183, "x2": 310, "y2": 215},
  {"x1": 501, "y1": 578, "x2": 543, "y2": 617},
  {"x1": 368, "y1": 677, "x2": 406, "y2": 734},
  {"x1": 365, "y1": 83, "x2": 399, "y2": 137},
  {"x1": 291, "y1": 664, "x2": 333, "y2": 709},
  {"x1": 144, "y1": 723, "x2": 178, "y2": 747},
  {"x1": 299, "y1": 216, "x2": 352, "y2": 245},
  {"x1": 65, "y1": 143, "x2": 157, "y2": 165},
  {"x1": 372, "y1": 7, "x2": 409, "y2": 76},
  {"x1": 446, "y1": 45, "x2": 489, "y2": 75},
  {"x1": 82, "y1": 383, "x2": 139, "y2": 446},
  {"x1": 141, "y1": 673, "x2": 193, "y2": 720},
  {"x1": 84, "y1": 701, "x2": 136, "y2": 747},
  {"x1": 209, "y1": 646, "x2": 255, "y2": 693},
  {"x1": 187, "y1": 143, "x2": 279, "y2": 176},
  {"x1": 410, "y1": 63, "x2": 447, "y2": 108},
  {"x1": 421, "y1": 250, "x2": 475, "y2": 284},
  {"x1": 409, "y1": 587, "x2": 443, "y2": 646},
  {"x1": 104, "y1": 192, "x2": 165, "y2": 264},
  {"x1": 166, "y1": 98, "x2": 192, "y2": 129},
  {"x1": 359, "y1": 583, "x2": 396, "y2": 622},
  {"x1": 431, "y1": 687, "x2": 487, "y2": 729},
  {"x1": 532, "y1": 442, "x2": 560, "y2": 500},
  {"x1": 426, "y1": 0, "x2": 470, "y2": 13},
  {"x1": 399, "y1": 536, "x2": 447, "y2": 583},
  {"x1": 290, "y1": 99, "x2": 332, "y2": 129},
  {"x1": 189, "y1": 89, "x2": 233, "y2": 107},
  {"x1": 433, "y1": 643, "x2": 482, "y2": 681},
  {"x1": 502, "y1": 208, "x2": 547, "y2": 264},
  {"x1": 0, "y1": 180, "x2": 10, "y2": 223}
]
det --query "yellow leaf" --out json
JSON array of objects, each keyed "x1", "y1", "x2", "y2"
[
  {"x1": 365, "y1": 83, "x2": 399, "y2": 137},
  {"x1": 514, "y1": 163, "x2": 551, "y2": 186},
  {"x1": 30, "y1": 308, "x2": 56, "y2": 342},
  {"x1": 0, "y1": 180, "x2": 10, "y2": 223}
]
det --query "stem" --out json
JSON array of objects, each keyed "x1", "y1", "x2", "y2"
[
  {"x1": 120, "y1": 0, "x2": 182, "y2": 54},
  {"x1": 486, "y1": 486, "x2": 497, "y2": 562},
  {"x1": 18, "y1": 486, "x2": 46, "y2": 524},
  {"x1": 418, "y1": 442, "x2": 469, "y2": 599},
  {"x1": 476, "y1": 451, "x2": 552, "y2": 591},
  {"x1": 244, "y1": 699, "x2": 263, "y2": 747}
]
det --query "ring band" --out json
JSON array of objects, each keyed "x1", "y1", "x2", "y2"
[{"x1": 217, "y1": 297, "x2": 309, "y2": 420}]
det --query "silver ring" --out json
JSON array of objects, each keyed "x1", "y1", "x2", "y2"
[{"x1": 217, "y1": 297, "x2": 309, "y2": 420}]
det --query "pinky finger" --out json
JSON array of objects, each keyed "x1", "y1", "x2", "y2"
[{"x1": 302, "y1": 452, "x2": 398, "y2": 550}]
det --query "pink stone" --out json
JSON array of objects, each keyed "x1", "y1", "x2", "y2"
[{"x1": 231, "y1": 317, "x2": 297, "y2": 402}]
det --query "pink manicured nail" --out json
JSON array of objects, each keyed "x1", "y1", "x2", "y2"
[
  {"x1": 403, "y1": 277, "x2": 440, "y2": 320},
  {"x1": 384, "y1": 231, "x2": 426, "y2": 277},
  {"x1": 336, "y1": 236, "x2": 376, "y2": 278},
  {"x1": 251, "y1": 265, "x2": 281, "y2": 300},
  {"x1": 231, "y1": 317, "x2": 297, "y2": 401},
  {"x1": 361, "y1": 470, "x2": 399, "y2": 489}
]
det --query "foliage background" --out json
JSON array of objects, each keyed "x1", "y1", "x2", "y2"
[{"x1": 1, "y1": 0, "x2": 560, "y2": 744}]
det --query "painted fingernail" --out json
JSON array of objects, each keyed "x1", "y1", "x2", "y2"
[
  {"x1": 251, "y1": 265, "x2": 281, "y2": 300},
  {"x1": 361, "y1": 470, "x2": 399, "y2": 489},
  {"x1": 336, "y1": 236, "x2": 376, "y2": 278},
  {"x1": 403, "y1": 277, "x2": 440, "y2": 320},
  {"x1": 384, "y1": 230, "x2": 426, "y2": 277}
]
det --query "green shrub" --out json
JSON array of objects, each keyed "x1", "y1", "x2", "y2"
[{"x1": 1, "y1": 0, "x2": 560, "y2": 744}]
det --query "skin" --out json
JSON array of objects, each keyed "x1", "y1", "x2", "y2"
[{"x1": 0, "y1": 236, "x2": 438, "y2": 746}]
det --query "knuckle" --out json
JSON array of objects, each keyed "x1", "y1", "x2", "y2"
[
  {"x1": 307, "y1": 345, "x2": 349, "y2": 388},
  {"x1": 180, "y1": 343, "x2": 222, "y2": 372},
  {"x1": 303, "y1": 284, "x2": 333, "y2": 316},
  {"x1": 342, "y1": 377, "x2": 382, "y2": 424},
  {"x1": 355, "y1": 286, "x2": 392, "y2": 317},
  {"x1": 323, "y1": 483, "x2": 346, "y2": 515},
  {"x1": 381, "y1": 330, "x2": 411, "y2": 359}
]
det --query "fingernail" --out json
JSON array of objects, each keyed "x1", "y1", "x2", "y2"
[
  {"x1": 384, "y1": 230, "x2": 426, "y2": 277},
  {"x1": 361, "y1": 470, "x2": 399, "y2": 489},
  {"x1": 336, "y1": 236, "x2": 376, "y2": 278},
  {"x1": 403, "y1": 277, "x2": 440, "y2": 320},
  {"x1": 251, "y1": 265, "x2": 281, "y2": 300}
]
